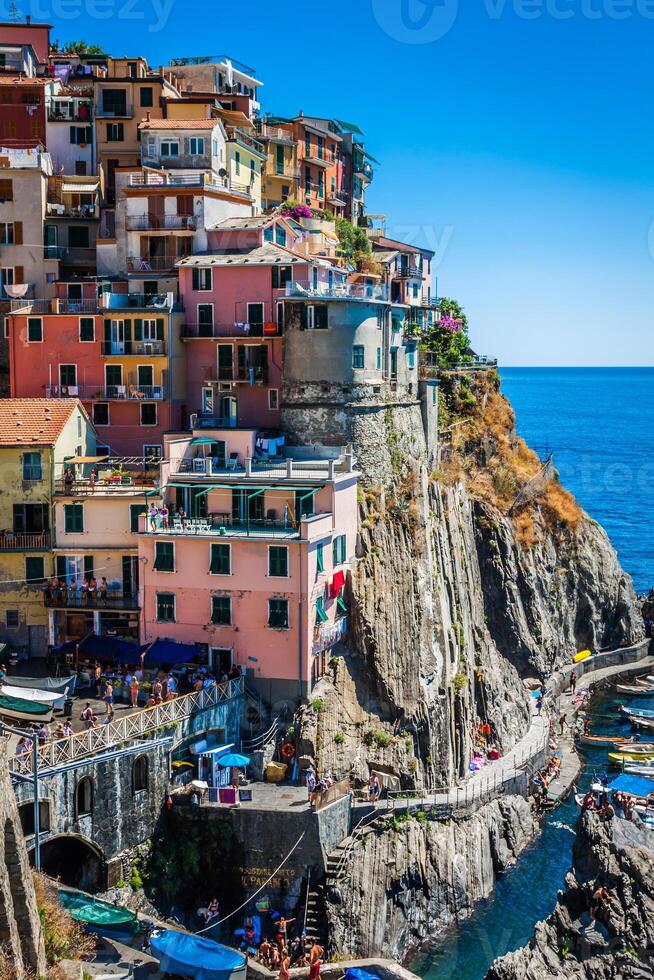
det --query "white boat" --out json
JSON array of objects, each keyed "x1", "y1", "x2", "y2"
[
  {"x1": 616, "y1": 683, "x2": 654, "y2": 696},
  {"x1": 0, "y1": 683, "x2": 61, "y2": 723}
]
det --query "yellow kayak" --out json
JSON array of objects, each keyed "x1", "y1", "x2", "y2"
[
  {"x1": 609, "y1": 751, "x2": 654, "y2": 764},
  {"x1": 574, "y1": 650, "x2": 592, "y2": 663}
]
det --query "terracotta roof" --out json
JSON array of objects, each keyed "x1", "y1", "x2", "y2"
[
  {"x1": 0, "y1": 75, "x2": 50, "y2": 86},
  {"x1": 373, "y1": 236, "x2": 435, "y2": 258},
  {"x1": 211, "y1": 215, "x2": 278, "y2": 231},
  {"x1": 0, "y1": 399, "x2": 80, "y2": 446},
  {"x1": 139, "y1": 118, "x2": 220, "y2": 131}
]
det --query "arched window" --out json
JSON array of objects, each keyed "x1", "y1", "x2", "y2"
[
  {"x1": 18, "y1": 800, "x2": 50, "y2": 836},
  {"x1": 76, "y1": 777, "x2": 93, "y2": 816},
  {"x1": 132, "y1": 755, "x2": 148, "y2": 793}
]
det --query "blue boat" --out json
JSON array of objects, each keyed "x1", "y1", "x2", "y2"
[
  {"x1": 149, "y1": 930, "x2": 247, "y2": 980},
  {"x1": 619, "y1": 705, "x2": 654, "y2": 720}
]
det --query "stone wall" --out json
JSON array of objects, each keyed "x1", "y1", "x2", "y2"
[{"x1": 0, "y1": 739, "x2": 47, "y2": 976}]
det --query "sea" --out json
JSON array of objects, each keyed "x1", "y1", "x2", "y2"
[{"x1": 410, "y1": 366, "x2": 654, "y2": 980}]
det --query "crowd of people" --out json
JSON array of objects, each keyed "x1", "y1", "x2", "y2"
[
  {"x1": 257, "y1": 929, "x2": 323, "y2": 979},
  {"x1": 45, "y1": 576, "x2": 111, "y2": 606}
]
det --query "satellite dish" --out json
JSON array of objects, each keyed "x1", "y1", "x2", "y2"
[{"x1": 218, "y1": 168, "x2": 227, "y2": 178}]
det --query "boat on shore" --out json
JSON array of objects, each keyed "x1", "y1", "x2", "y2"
[
  {"x1": 618, "y1": 705, "x2": 654, "y2": 720},
  {"x1": 630, "y1": 717, "x2": 654, "y2": 732},
  {"x1": 58, "y1": 889, "x2": 139, "y2": 937},
  {"x1": 616, "y1": 683, "x2": 654, "y2": 696},
  {"x1": 577, "y1": 733, "x2": 647, "y2": 748},
  {"x1": 149, "y1": 929, "x2": 247, "y2": 980},
  {"x1": 609, "y1": 750, "x2": 654, "y2": 765},
  {"x1": 0, "y1": 684, "x2": 62, "y2": 723}
]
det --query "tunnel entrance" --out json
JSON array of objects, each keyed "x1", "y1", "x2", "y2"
[{"x1": 37, "y1": 836, "x2": 104, "y2": 892}]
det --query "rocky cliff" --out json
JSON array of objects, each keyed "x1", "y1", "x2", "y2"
[
  {"x1": 326, "y1": 796, "x2": 537, "y2": 960},
  {"x1": 486, "y1": 812, "x2": 654, "y2": 979},
  {"x1": 299, "y1": 372, "x2": 641, "y2": 790}
]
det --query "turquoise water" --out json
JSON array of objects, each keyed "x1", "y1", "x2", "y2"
[
  {"x1": 412, "y1": 367, "x2": 654, "y2": 979},
  {"x1": 500, "y1": 367, "x2": 654, "y2": 594},
  {"x1": 410, "y1": 688, "x2": 653, "y2": 980}
]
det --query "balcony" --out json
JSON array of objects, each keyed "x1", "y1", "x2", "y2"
[
  {"x1": 45, "y1": 590, "x2": 140, "y2": 611},
  {"x1": 172, "y1": 454, "x2": 346, "y2": 481},
  {"x1": 47, "y1": 203, "x2": 99, "y2": 219},
  {"x1": 127, "y1": 256, "x2": 188, "y2": 274},
  {"x1": 304, "y1": 154, "x2": 333, "y2": 169},
  {"x1": 44, "y1": 246, "x2": 97, "y2": 266},
  {"x1": 257, "y1": 124, "x2": 296, "y2": 145},
  {"x1": 285, "y1": 280, "x2": 388, "y2": 302},
  {"x1": 100, "y1": 340, "x2": 167, "y2": 356},
  {"x1": 44, "y1": 383, "x2": 165, "y2": 399},
  {"x1": 47, "y1": 105, "x2": 93, "y2": 122},
  {"x1": 142, "y1": 516, "x2": 301, "y2": 540},
  {"x1": 267, "y1": 165, "x2": 301, "y2": 180},
  {"x1": 96, "y1": 103, "x2": 134, "y2": 118},
  {"x1": 55, "y1": 474, "x2": 157, "y2": 495},
  {"x1": 0, "y1": 531, "x2": 50, "y2": 552},
  {"x1": 209, "y1": 365, "x2": 268, "y2": 385},
  {"x1": 103, "y1": 293, "x2": 182, "y2": 312},
  {"x1": 397, "y1": 264, "x2": 424, "y2": 280},
  {"x1": 126, "y1": 215, "x2": 197, "y2": 232},
  {"x1": 127, "y1": 172, "x2": 253, "y2": 199},
  {"x1": 182, "y1": 322, "x2": 280, "y2": 339},
  {"x1": 354, "y1": 162, "x2": 374, "y2": 181},
  {"x1": 228, "y1": 128, "x2": 265, "y2": 154},
  {"x1": 327, "y1": 188, "x2": 349, "y2": 206}
]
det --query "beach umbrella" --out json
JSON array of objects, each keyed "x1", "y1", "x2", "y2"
[{"x1": 216, "y1": 752, "x2": 251, "y2": 768}]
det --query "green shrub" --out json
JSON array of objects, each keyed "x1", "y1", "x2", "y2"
[{"x1": 334, "y1": 732, "x2": 345, "y2": 745}]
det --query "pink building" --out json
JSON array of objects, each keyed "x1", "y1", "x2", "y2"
[
  {"x1": 178, "y1": 214, "x2": 347, "y2": 428},
  {"x1": 138, "y1": 426, "x2": 358, "y2": 703}
]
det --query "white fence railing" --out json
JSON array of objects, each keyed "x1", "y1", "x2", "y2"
[{"x1": 9, "y1": 677, "x2": 244, "y2": 776}]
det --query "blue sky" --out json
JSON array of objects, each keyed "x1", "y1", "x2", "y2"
[{"x1": 26, "y1": 0, "x2": 654, "y2": 365}]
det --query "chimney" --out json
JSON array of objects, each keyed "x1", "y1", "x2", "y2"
[{"x1": 146, "y1": 111, "x2": 151, "y2": 122}]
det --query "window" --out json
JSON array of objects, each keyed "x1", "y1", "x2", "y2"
[
  {"x1": 314, "y1": 305, "x2": 328, "y2": 329},
  {"x1": 141, "y1": 318, "x2": 158, "y2": 341},
  {"x1": 13, "y1": 503, "x2": 48, "y2": 534},
  {"x1": 305, "y1": 132, "x2": 311, "y2": 157},
  {"x1": 25, "y1": 556, "x2": 45, "y2": 584},
  {"x1": 269, "y1": 546, "x2": 289, "y2": 578},
  {"x1": 68, "y1": 226, "x2": 89, "y2": 248},
  {"x1": 144, "y1": 445, "x2": 162, "y2": 464},
  {"x1": 210, "y1": 543, "x2": 231, "y2": 575},
  {"x1": 79, "y1": 317, "x2": 95, "y2": 342},
  {"x1": 140, "y1": 403, "x2": 157, "y2": 426},
  {"x1": 140, "y1": 87, "x2": 153, "y2": 107},
  {"x1": 333, "y1": 533, "x2": 347, "y2": 566},
  {"x1": 275, "y1": 225, "x2": 287, "y2": 247},
  {"x1": 352, "y1": 346, "x2": 365, "y2": 370},
  {"x1": 235, "y1": 150, "x2": 241, "y2": 175},
  {"x1": 22, "y1": 452, "x2": 42, "y2": 481},
  {"x1": 153, "y1": 541, "x2": 175, "y2": 572},
  {"x1": 93, "y1": 403, "x2": 109, "y2": 426},
  {"x1": 315, "y1": 595, "x2": 328, "y2": 624},
  {"x1": 106, "y1": 123, "x2": 124, "y2": 142},
  {"x1": 0, "y1": 180, "x2": 12, "y2": 202},
  {"x1": 161, "y1": 140, "x2": 179, "y2": 157},
  {"x1": 64, "y1": 504, "x2": 84, "y2": 533},
  {"x1": 192, "y1": 268, "x2": 212, "y2": 291},
  {"x1": 376, "y1": 347, "x2": 382, "y2": 370},
  {"x1": 407, "y1": 349, "x2": 416, "y2": 369},
  {"x1": 264, "y1": 225, "x2": 273, "y2": 243},
  {"x1": 132, "y1": 755, "x2": 148, "y2": 792},
  {"x1": 268, "y1": 389, "x2": 279, "y2": 411},
  {"x1": 268, "y1": 598, "x2": 289, "y2": 630},
  {"x1": 189, "y1": 137, "x2": 205, "y2": 155},
  {"x1": 75, "y1": 160, "x2": 87, "y2": 176},
  {"x1": 69, "y1": 125, "x2": 92, "y2": 145},
  {"x1": 76, "y1": 777, "x2": 93, "y2": 816},
  {"x1": 211, "y1": 595, "x2": 231, "y2": 625},
  {"x1": 27, "y1": 318, "x2": 42, "y2": 343},
  {"x1": 271, "y1": 265, "x2": 291, "y2": 289},
  {"x1": 0, "y1": 223, "x2": 13, "y2": 244},
  {"x1": 59, "y1": 364, "x2": 77, "y2": 387},
  {"x1": 156, "y1": 592, "x2": 175, "y2": 622},
  {"x1": 276, "y1": 144, "x2": 285, "y2": 174},
  {"x1": 316, "y1": 543, "x2": 324, "y2": 573},
  {"x1": 130, "y1": 503, "x2": 144, "y2": 533},
  {"x1": 5, "y1": 610, "x2": 19, "y2": 630}
]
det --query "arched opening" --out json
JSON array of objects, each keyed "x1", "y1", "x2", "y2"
[
  {"x1": 38, "y1": 835, "x2": 104, "y2": 892},
  {"x1": 76, "y1": 776, "x2": 94, "y2": 816},
  {"x1": 18, "y1": 800, "x2": 51, "y2": 837},
  {"x1": 132, "y1": 755, "x2": 148, "y2": 793}
]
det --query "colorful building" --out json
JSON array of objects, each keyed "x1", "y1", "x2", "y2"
[
  {"x1": 138, "y1": 428, "x2": 357, "y2": 701},
  {"x1": 7, "y1": 281, "x2": 185, "y2": 458},
  {"x1": 0, "y1": 398, "x2": 95, "y2": 657}
]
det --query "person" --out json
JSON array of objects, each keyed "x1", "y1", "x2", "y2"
[
  {"x1": 104, "y1": 681, "x2": 114, "y2": 720},
  {"x1": 80, "y1": 702, "x2": 94, "y2": 729},
  {"x1": 306, "y1": 766, "x2": 316, "y2": 801},
  {"x1": 279, "y1": 948, "x2": 291, "y2": 980},
  {"x1": 15, "y1": 736, "x2": 29, "y2": 756},
  {"x1": 36, "y1": 723, "x2": 47, "y2": 745},
  {"x1": 583, "y1": 717, "x2": 590, "y2": 735},
  {"x1": 368, "y1": 774, "x2": 381, "y2": 803},
  {"x1": 160, "y1": 503, "x2": 169, "y2": 529},
  {"x1": 149, "y1": 503, "x2": 159, "y2": 531},
  {"x1": 202, "y1": 898, "x2": 219, "y2": 923},
  {"x1": 166, "y1": 672, "x2": 177, "y2": 696},
  {"x1": 87, "y1": 577, "x2": 97, "y2": 606},
  {"x1": 559, "y1": 712, "x2": 567, "y2": 735},
  {"x1": 98, "y1": 577, "x2": 108, "y2": 604},
  {"x1": 94, "y1": 663, "x2": 102, "y2": 698},
  {"x1": 130, "y1": 675, "x2": 140, "y2": 709},
  {"x1": 152, "y1": 678, "x2": 163, "y2": 701},
  {"x1": 309, "y1": 943, "x2": 323, "y2": 980},
  {"x1": 64, "y1": 466, "x2": 75, "y2": 493},
  {"x1": 63, "y1": 719, "x2": 73, "y2": 738},
  {"x1": 570, "y1": 670, "x2": 577, "y2": 694},
  {"x1": 190, "y1": 790, "x2": 200, "y2": 807},
  {"x1": 178, "y1": 505, "x2": 187, "y2": 528},
  {"x1": 276, "y1": 917, "x2": 295, "y2": 945},
  {"x1": 89, "y1": 467, "x2": 98, "y2": 491},
  {"x1": 536, "y1": 695, "x2": 543, "y2": 715}
]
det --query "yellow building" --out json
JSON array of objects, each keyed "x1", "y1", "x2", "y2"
[{"x1": 0, "y1": 399, "x2": 95, "y2": 659}]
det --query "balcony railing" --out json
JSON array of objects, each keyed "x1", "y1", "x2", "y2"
[
  {"x1": 397, "y1": 265, "x2": 424, "y2": 279},
  {"x1": 127, "y1": 256, "x2": 188, "y2": 273},
  {"x1": 55, "y1": 475, "x2": 156, "y2": 495},
  {"x1": 127, "y1": 172, "x2": 253, "y2": 198},
  {"x1": 44, "y1": 590, "x2": 140, "y2": 610},
  {"x1": 102, "y1": 292, "x2": 182, "y2": 312},
  {"x1": 0, "y1": 531, "x2": 50, "y2": 552},
  {"x1": 257, "y1": 124, "x2": 297, "y2": 144},
  {"x1": 96, "y1": 103, "x2": 134, "y2": 117},
  {"x1": 172, "y1": 455, "x2": 344, "y2": 480},
  {"x1": 126, "y1": 215, "x2": 197, "y2": 231},
  {"x1": 47, "y1": 106, "x2": 93, "y2": 122},
  {"x1": 285, "y1": 280, "x2": 388, "y2": 302},
  {"x1": 56, "y1": 299, "x2": 99, "y2": 313},
  {"x1": 327, "y1": 188, "x2": 349, "y2": 204},
  {"x1": 229, "y1": 127, "x2": 264, "y2": 153},
  {"x1": 354, "y1": 162, "x2": 374, "y2": 181},
  {"x1": 304, "y1": 154, "x2": 333, "y2": 168},
  {"x1": 267, "y1": 165, "x2": 301, "y2": 179},
  {"x1": 45, "y1": 384, "x2": 166, "y2": 401},
  {"x1": 100, "y1": 340, "x2": 166, "y2": 356},
  {"x1": 47, "y1": 203, "x2": 98, "y2": 218},
  {"x1": 44, "y1": 246, "x2": 97, "y2": 265},
  {"x1": 209, "y1": 365, "x2": 268, "y2": 385},
  {"x1": 142, "y1": 517, "x2": 301, "y2": 539},
  {"x1": 182, "y1": 322, "x2": 280, "y2": 339}
]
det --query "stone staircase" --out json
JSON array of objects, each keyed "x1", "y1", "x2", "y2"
[{"x1": 302, "y1": 880, "x2": 329, "y2": 947}]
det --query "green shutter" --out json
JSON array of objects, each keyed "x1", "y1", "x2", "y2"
[
  {"x1": 133, "y1": 318, "x2": 143, "y2": 341},
  {"x1": 315, "y1": 596, "x2": 328, "y2": 624},
  {"x1": 124, "y1": 321, "x2": 132, "y2": 343},
  {"x1": 337, "y1": 590, "x2": 348, "y2": 613},
  {"x1": 156, "y1": 318, "x2": 165, "y2": 341},
  {"x1": 56, "y1": 556, "x2": 66, "y2": 579},
  {"x1": 210, "y1": 543, "x2": 230, "y2": 575},
  {"x1": 211, "y1": 595, "x2": 231, "y2": 625},
  {"x1": 154, "y1": 541, "x2": 174, "y2": 572},
  {"x1": 104, "y1": 319, "x2": 111, "y2": 342},
  {"x1": 130, "y1": 504, "x2": 142, "y2": 532},
  {"x1": 84, "y1": 556, "x2": 94, "y2": 581},
  {"x1": 316, "y1": 543, "x2": 324, "y2": 573},
  {"x1": 269, "y1": 546, "x2": 288, "y2": 577},
  {"x1": 69, "y1": 126, "x2": 76, "y2": 144},
  {"x1": 192, "y1": 268, "x2": 199, "y2": 290}
]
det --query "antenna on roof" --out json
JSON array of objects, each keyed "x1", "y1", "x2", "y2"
[{"x1": 8, "y1": 1, "x2": 21, "y2": 22}]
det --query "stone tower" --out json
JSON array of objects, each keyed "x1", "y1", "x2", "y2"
[{"x1": 0, "y1": 738, "x2": 47, "y2": 977}]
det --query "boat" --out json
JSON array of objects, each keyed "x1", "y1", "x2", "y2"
[
  {"x1": 8, "y1": 675, "x2": 75, "y2": 706},
  {"x1": 616, "y1": 683, "x2": 654, "y2": 696},
  {"x1": 609, "y1": 751, "x2": 654, "y2": 765},
  {"x1": 577, "y1": 734, "x2": 645, "y2": 748},
  {"x1": 58, "y1": 890, "x2": 139, "y2": 938},
  {"x1": 0, "y1": 684, "x2": 62, "y2": 723},
  {"x1": 623, "y1": 764, "x2": 654, "y2": 777},
  {"x1": 574, "y1": 649, "x2": 592, "y2": 664},
  {"x1": 635, "y1": 676, "x2": 654, "y2": 687},
  {"x1": 149, "y1": 929, "x2": 247, "y2": 980},
  {"x1": 630, "y1": 717, "x2": 654, "y2": 732},
  {"x1": 619, "y1": 705, "x2": 654, "y2": 720}
]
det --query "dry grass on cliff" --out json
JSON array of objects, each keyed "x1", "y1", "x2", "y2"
[
  {"x1": 445, "y1": 374, "x2": 582, "y2": 545},
  {"x1": 33, "y1": 873, "x2": 96, "y2": 967}
]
